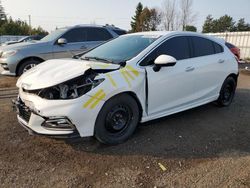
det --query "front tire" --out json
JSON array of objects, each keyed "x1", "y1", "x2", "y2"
[
  {"x1": 216, "y1": 77, "x2": 236, "y2": 107},
  {"x1": 95, "y1": 94, "x2": 140, "y2": 145},
  {"x1": 17, "y1": 59, "x2": 41, "y2": 76}
]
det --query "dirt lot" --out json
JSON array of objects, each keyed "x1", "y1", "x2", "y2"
[{"x1": 0, "y1": 71, "x2": 250, "y2": 188}]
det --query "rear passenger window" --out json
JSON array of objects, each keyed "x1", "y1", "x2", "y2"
[
  {"x1": 214, "y1": 42, "x2": 224, "y2": 53},
  {"x1": 86, "y1": 28, "x2": 113, "y2": 41},
  {"x1": 192, "y1": 36, "x2": 215, "y2": 57}
]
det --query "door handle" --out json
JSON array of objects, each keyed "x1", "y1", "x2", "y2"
[
  {"x1": 185, "y1": 67, "x2": 195, "y2": 72},
  {"x1": 218, "y1": 59, "x2": 225, "y2": 64}
]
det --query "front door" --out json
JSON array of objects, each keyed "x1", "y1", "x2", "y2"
[
  {"x1": 142, "y1": 36, "x2": 196, "y2": 116},
  {"x1": 53, "y1": 27, "x2": 113, "y2": 59}
]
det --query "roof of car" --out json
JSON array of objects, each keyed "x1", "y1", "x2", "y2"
[
  {"x1": 127, "y1": 31, "x2": 225, "y2": 45},
  {"x1": 58, "y1": 24, "x2": 125, "y2": 31}
]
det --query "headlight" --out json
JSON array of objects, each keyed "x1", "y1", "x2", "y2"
[
  {"x1": 34, "y1": 73, "x2": 104, "y2": 100},
  {"x1": 2, "y1": 50, "x2": 18, "y2": 58}
]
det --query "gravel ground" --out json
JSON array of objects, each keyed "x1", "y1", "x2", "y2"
[{"x1": 0, "y1": 71, "x2": 250, "y2": 187}]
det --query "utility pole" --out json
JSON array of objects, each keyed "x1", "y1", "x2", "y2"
[{"x1": 28, "y1": 15, "x2": 31, "y2": 35}]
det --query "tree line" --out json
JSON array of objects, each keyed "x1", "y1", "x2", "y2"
[
  {"x1": 130, "y1": 0, "x2": 250, "y2": 33},
  {"x1": 202, "y1": 15, "x2": 250, "y2": 33},
  {"x1": 0, "y1": 1, "x2": 48, "y2": 36}
]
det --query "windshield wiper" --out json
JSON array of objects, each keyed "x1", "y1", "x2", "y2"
[{"x1": 84, "y1": 56, "x2": 114, "y2": 64}]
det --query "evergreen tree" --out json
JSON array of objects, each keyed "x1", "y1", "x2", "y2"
[
  {"x1": 130, "y1": 2, "x2": 143, "y2": 32},
  {"x1": 202, "y1": 15, "x2": 214, "y2": 33},
  {"x1": 235, "y1": 18, "x2": 250, "y2": 31},
  {"x1": 185, "y1": 25, "x2": 197, "y2": 32},
  {"x1": 214, "y1": 15, "x2": 235, "y2": 32}
]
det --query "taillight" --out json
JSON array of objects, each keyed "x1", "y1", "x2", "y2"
[{"x1": 235, "y1": 56, "x2": 240, "y2": 64}]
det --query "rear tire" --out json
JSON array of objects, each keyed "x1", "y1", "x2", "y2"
[
  {"x1": 95, "y1": 94, "x2": 140, "y2": 145},
  {"x1": 216, "y1": 77, "x2": 236, "y2": 107},
  {"x1": 17, "y1": 59, "x2": 41, "y2": 76}
]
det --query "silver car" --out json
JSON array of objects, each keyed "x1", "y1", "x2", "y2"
[{"x1": 0, "y1": 25, "x2": 126, "y2": 76}]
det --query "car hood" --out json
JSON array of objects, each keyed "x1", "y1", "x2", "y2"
[
  {"x1": 16, "y1": 59, "x2": 120, "y2": 90},
  {"x1": 0, "y1": 40, "x2": 48, "y2": 51}
]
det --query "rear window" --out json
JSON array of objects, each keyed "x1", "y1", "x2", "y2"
[
  {"x1": 192, "y1": 36, "x2": 215, "y2": 57},
  {"x1": 112, "y1": 29, "x2": 127, "y2": 36}
]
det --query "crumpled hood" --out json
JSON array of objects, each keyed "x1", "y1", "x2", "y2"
[{"x1": 16, "y1": 59, "x2": 120, "y2": 90}]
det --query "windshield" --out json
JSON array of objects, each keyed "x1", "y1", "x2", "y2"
[
  {"x1": 41, "y1": 28, "x2": 67, "y2": 42},
  {"x1": 18, "y1": 36, "x2": 30, "y2": 42},
  {"x1": 82, "y1": 35, "x2": 160, "y2": 63}
]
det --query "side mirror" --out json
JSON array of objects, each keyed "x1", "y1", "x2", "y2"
[
  {"x1": 153, "y1": 55, "x2": 177, "y2": 72},
  {"x1": 57, "y1": 38, "x2": 67, "y2": 45}
]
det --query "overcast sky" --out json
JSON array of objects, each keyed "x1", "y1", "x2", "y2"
[{"x1": 2, "y1": 0, "x2": 250, "y2": 32}]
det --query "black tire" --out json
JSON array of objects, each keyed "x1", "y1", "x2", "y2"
[
  {"x1": 17, "y1": 59, "x2": 41, "y2": 76},
  {"x1": 216, "y1": 77, "x2": 236, "y2": 107},
  {"x1": 95, "y1": 94, "x2": 140, "y2": 145}
]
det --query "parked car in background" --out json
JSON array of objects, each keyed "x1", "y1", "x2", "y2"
[
  {"x1": 1, "y1": 35, "x2": 45, "y2": 46},
  {"x1": 225, "y1": 42, "x2": 240, "y2": 61},
  {"x1": 0, "y1": 25, "x2": 126, "y2": 76},
  {"x1": 13, "y1": 31, "x2": 238, "y2": 145}
]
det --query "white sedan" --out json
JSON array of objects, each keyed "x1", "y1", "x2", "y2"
[{"x1": 13, "y1": 31, "x2": 238, "y2": 145}]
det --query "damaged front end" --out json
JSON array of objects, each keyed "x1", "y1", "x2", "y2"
[
  {"x1": 22, "y1": 70, "x2": 105, "y2": 100},
  {"x1": 14, "y1": 59, "x2": 127, "y2": 137}
]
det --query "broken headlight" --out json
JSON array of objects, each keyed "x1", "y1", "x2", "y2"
[{"x1": 36, "y1": 72, "x2": 104, "y2": 100}]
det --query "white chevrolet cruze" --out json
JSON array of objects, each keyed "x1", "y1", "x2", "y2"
[{"x1": 14, "y1": 31, "x2": 238, "y2": 145}]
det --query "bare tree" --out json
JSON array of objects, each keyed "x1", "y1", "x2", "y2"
[
  {"x1": 180, "y1": 0, "x2": 196, "y2": 31},
  {"x1": 162, "y1": 0, "x2": 177, "y2": 31}
]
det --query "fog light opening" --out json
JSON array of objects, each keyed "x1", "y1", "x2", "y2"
[{"x1": 42, "y1": 117, "x2": 76, "y2": 131}]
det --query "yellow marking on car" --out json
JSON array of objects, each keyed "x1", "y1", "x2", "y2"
[
  {"x1": 126, "y1": 65, "x2": 139, "y2": 76},
  {"x1": 124, "y1": 71, "x2": 134, "y2": 80},
  {"x1": 120, "y1": 70, "x2": 132, "y2": 87},
  {"x1": 83, "y1": 89, "x2": 105, "y2": 109},
  {"x1": 90, "y1": 92, "x2": 106, "y2": 109},
  {"x1": 106, "y1": 74, "x2": 117, "y2": 88}
]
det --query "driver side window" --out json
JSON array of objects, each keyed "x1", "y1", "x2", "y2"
[
  {"x1": 61, "y1": 28, "x2": 87, "y2": 43},
  {"x1": 140, "y1": 36, "x2": 190, "y2": 66}
]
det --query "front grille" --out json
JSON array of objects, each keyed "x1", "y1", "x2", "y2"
[
  {"x1": 13, "y1": 98, "x2": 32, "y2": 123},
  {"x1": 19, "y1": 105, "x2": 31, "y2": 122}
]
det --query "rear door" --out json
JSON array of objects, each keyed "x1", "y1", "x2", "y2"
[
  {"x1": 189, "y1": 36, "x2": 226, "y2": 100},
  {"x1": 143, "y1": 36, "x2": 197, "y2": 115},
  {"x1": 83, "y1": 27, "x2": 114, "y2": 52}
]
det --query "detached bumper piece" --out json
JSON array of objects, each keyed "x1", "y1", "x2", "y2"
[{"x1": 12, "y1": 98, "x2": 80, "y2": 139}]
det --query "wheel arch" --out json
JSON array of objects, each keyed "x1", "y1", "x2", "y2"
[
  {"x1": 227, "y1": 73, "x2": 239, "y2": 83},
  {"x1": 104, "y1": 91, "x2": 143, "y2": 121},
  {"x1": 16, "y1": 56, "x2": 45, "y2": 75}
]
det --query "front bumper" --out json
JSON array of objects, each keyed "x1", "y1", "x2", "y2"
[
  {"x1": 0, "y1": 55, "x2": 22, "y2": 76},
  {"x1": 13, "y1": 88, "x2": 105, "y2": 137},
  {"x1": 12, "y1": 98, "x2": 80, "y2": 138}
]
